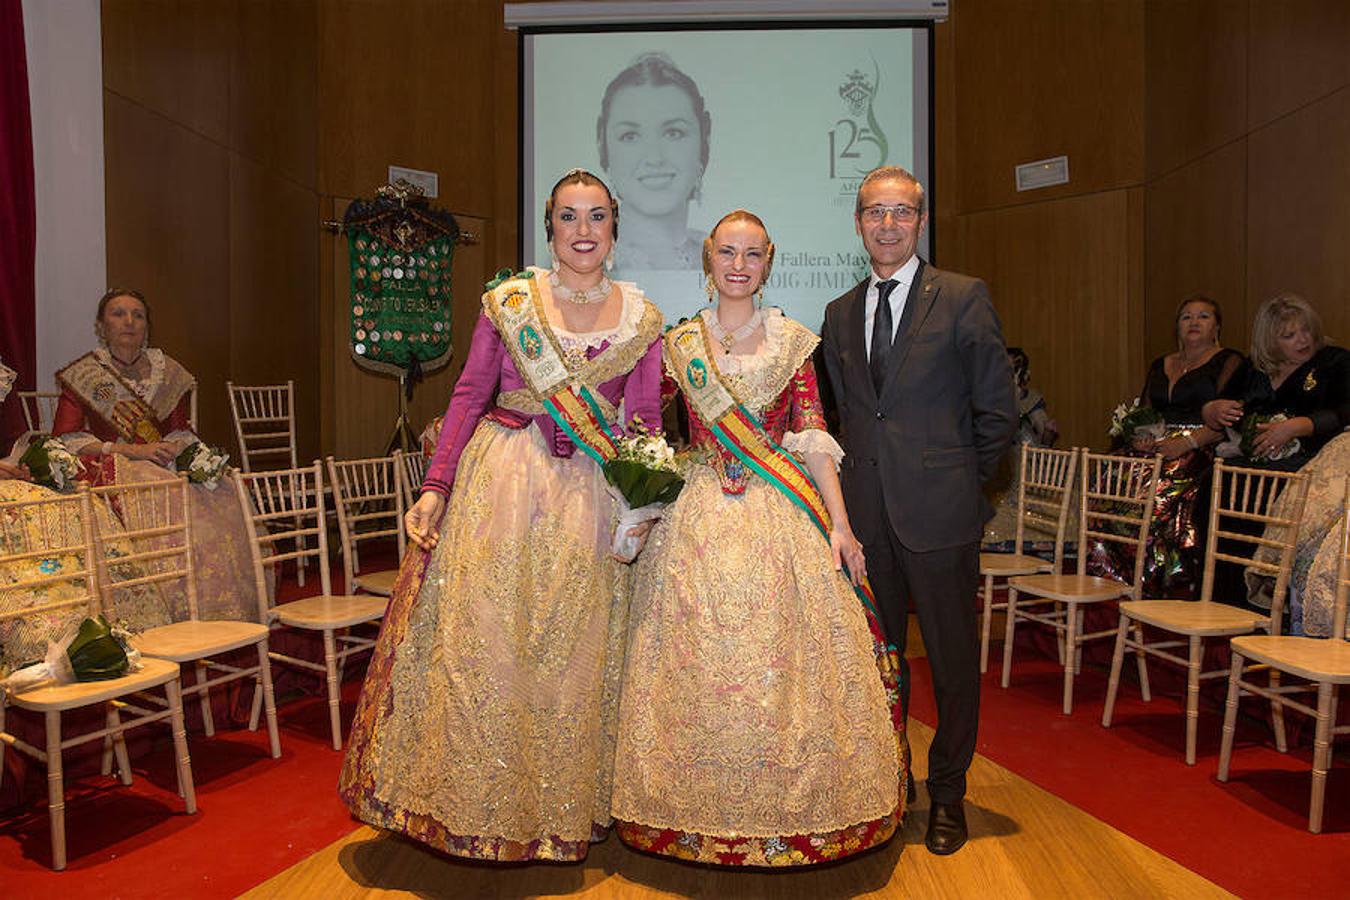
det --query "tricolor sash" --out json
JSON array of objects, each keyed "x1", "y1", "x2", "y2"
[
  {"x1": 665, "y1": 318, "x2": 895, "y2": 648},
  {"x1": 480, "y1": 272, "x2": 618, "y2": 466},
  {"x1": 56, "y1": 353, "x2": 166, "y2": 444}
]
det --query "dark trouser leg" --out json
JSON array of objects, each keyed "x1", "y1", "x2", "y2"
[{"x1": 898, "y1": 540, "x2": 981, "y2": 805}]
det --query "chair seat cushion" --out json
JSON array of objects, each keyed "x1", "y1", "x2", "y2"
[
  {"x1": 134, "y1": 620, "x2": 269, "y2": 662},
  {"x1": 980, "y1": 552, "x2": 1053, "y2": 576},
  {"x1": 1008, "y1": 573, "x2": 1130, "y2": 603},
  {"x1": 1232, "y1": 635, "x2": 1350, "y2": 684},
  {"x1": 10, "y1": 657, "x2": 181, "y2": 712},
  {"x1": 271, "y1": 594, "x2": 387, "y2": 629},
  {"x1": 1120, "y1": 600, "x2": 1267, "y2": 636}
]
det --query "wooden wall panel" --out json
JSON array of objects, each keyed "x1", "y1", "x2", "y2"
[
  {"x1": 101, "y1": 0, "x2": 231, "y2": 144},
  {"x1": 1144, "y1": 0, "x2": 1246, "y2": 178},
  {"x1": 948, "y1": 190, "x2": 1141, "y2": 451},
  {"x1": 1248, "y1": 0, "x2": 1350, "y2": 130},
  {"x1": 228, "y1": 155, "x2": 322, "y2": 461},
  {"x1": 230, "y1": 0, "x2": 319, "y2": 189},
  {"x1": 1143, "y1": 140, "x2": 1248, "y2": 363},
  {"x1": 316, "y1": 0, "x2": 500, "y2": 215},
  {"x1": 950, "y1": 0, "x2": 1144, "y2": 213},
  {"x1": 103, "y1": 91, "x2": 233, "y2": 444},
  {"x1": 1246, "y1": 87, "x2": 1350, "y2": 345}
]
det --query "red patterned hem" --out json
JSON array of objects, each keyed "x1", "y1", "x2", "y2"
[
  {"x1": 346, "y1": 795, "x2": 608, "y2": 863},
  {"x1": 614, "y1": 809, "x2": 899, "y2": 867}
]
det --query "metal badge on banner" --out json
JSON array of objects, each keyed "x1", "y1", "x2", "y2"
[{"x1": 343, "y1": 180, "x2": 459, "y2": 378}]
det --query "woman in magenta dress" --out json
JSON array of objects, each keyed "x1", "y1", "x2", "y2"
[{"x1": 340, "y1": 170, "x2": 664, "y2": 862}]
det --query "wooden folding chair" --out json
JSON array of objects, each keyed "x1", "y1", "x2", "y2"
[
  {"x1": 234, "y1": 463, "x2": 385, "y2": 750},
  {"x1": 0, "y1": 488, "x2": 194, "y2": 870},
  {"x1": 979, "y1": 444, "x2": 1078, "y2": 673},
  {"x1": 392, "y1": 448, "x2": 428, "y2": 514},
  {"x1": 227, "y1": 380, "x2": 313, "y2": 586},
  {"x1": 326, "y1": 455, "x2": 405, "y2": 596},
  {"x1": 1218, "y1": 480, "x2": 1350, "y2": 832},
  {"x1": 1102, "y1": 461, "x2": 1309, "y2": 764},
  {"x1": 91, "y1": 474, "x2": 280, "y2": 761},
  {"x1": 1002, "y1": 449, "x2": 1162, "y2": 714},
  {"x1": 226, "y1": 380, "x2": 298, "y2": 473}
]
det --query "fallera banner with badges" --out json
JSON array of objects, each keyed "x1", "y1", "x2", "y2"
[
  {"x1": 344, "y1": 183, "x2": 460, "y2": 378},
  {"x1": 522, "y1": 26, "x2": 930, "y2": 328}
]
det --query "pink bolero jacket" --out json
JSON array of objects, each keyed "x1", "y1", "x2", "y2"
[{"x1": 422, "y1": 308, "x2": 663, "y2": 497}]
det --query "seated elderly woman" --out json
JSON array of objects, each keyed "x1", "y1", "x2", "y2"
[
  {"x1": 1094, "y1": 296, "x2": 1247, "y2": 599},
  {"x1": 52, "y1": 288, "x2": 262, "y2": 625},
  {"x1": 1205, "y1": 293, "x2": 1350, "y2": 469},
  {"x1": 1203, "y1": 294, "x2": 1350, "y2": 610}
]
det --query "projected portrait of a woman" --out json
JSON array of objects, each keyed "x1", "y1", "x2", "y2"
[{"x1": 596, "y1": 52, "x2": 711, "y2": 273}]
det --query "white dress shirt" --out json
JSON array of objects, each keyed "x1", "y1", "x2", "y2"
[{"x1": 863, "y1": 254, "x2": 921, "y2": 361}]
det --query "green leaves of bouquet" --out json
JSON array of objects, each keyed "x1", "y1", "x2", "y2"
[
  {"x1": 603, "y1": 420, "x2": 684, "y2": 509},
  {"x1": 18, "y1": 434, "x2": 81, "y2": 492},
  {"x1": 65, "y1": 614, "x2": 134, "y2": 681}
]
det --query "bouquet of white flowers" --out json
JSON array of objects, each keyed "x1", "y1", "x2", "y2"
[
  {"x1": 175, "y1": 442, "x2": 230, "y2": 489},
  {"x1": 1108, "y1": 399, "x2": 1166, "y2": 444},
  {"x1": 603, "y1": 419, "x2": 684, "y2": 563},
  {"x1": 18, "y1": 434, "x2": 82, "y2": 492}
]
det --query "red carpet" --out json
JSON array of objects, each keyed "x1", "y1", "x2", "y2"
[
  {"x1": 0, "y1": 678, "x2": 364, "y2": 898},
  {"x1": 907, "y1": 651, "x2": 1350, "y2": 900}
]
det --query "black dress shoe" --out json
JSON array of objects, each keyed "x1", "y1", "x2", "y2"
[
  {"x1": 924, "y1": 801, "x2": 968, "y2": 855},
  {"x1": 905, "y1": 771, "x2": 917, "y2": 804}
]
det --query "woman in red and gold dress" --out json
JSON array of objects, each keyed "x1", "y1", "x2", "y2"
[
  {"x1": 611, "y1": 210, "x2": 904, "y2": 866},
  {"x1": 52, "y1": 289, "x2": 260, "y2": 625}
]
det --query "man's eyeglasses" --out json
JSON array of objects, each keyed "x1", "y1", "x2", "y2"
[{"x1": 860, "y1": 204, "x2": 921, "y2": 224}]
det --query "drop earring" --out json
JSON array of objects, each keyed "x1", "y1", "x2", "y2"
[
  {"x1": 705, "y1": 275, "x2": 716, "y2": 303},
  {"x1": 605, "y1": 249, "x2": 615, "y2": 271},
  {"x1": 754, "y1": 284, "x2": 765, "y2": 308}
]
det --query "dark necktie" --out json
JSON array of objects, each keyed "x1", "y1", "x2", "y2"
[{"x1": 869, "y1": 279, "x2": 899, "y2": 391}]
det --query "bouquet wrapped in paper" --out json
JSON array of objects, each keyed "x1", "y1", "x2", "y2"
[
  {"x1": 603, "y1": 420, "x2": 684, "y2": 563},
  {"x1": 175, "y1": 442, "x2": 230, "y2": 489},
  {"x1": 1215, "y1": 412, "x2": 1301, "y2": 462},
  {"x1": 2, "y1": 615, "x2": 141, "y2": 694},
  {"x1": 18, "y1": 434, "x2": 82, "y2": 492},
  {"x1": 1108, "y1": 399, "x2": 1165, "y2": 445}
]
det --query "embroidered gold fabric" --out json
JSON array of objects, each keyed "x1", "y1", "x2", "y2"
[
  {"x1": 363, "y1": 422, "x2": 630, "y2": 844},
  {"x1": 612, "y1": 464, "x2": 899, "y2": 837},
  {"x1": 706, "y1": 309, "x2": 820, "y2": 417},
  {"x1": 496, "y1": 388, "x2": 618, "y2": 421}
]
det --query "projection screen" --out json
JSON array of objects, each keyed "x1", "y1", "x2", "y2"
[{"x1": 521, "y1": 23, "x2": 933, "y2": 328}]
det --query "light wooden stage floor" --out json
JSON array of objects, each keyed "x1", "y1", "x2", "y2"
[{"x1": 242, "y1": 716, "x2": 1232, "y2": 899}]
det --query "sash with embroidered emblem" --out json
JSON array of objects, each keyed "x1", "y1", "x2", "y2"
[
  {"x1": 56, "y1": 353, "x2": 169, "y2": 444},
  {"x1": 666, "y1": 317, "x2": 895, "y2": 639},
  {"x1": 480, "y1": 273, "x2": 619, "y2": 466}
]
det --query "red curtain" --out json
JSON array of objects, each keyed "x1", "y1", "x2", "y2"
[{"x1": 0, "y1": 0, "x2": 35, "y2": 445}]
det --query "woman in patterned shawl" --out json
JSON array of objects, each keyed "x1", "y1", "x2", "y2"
[
  {"x1": 52, "y1": 289, "x2": 260, "y2": 627},
  {"x1": 611, "y1": 210, "x2": 903, "y2": 867}
]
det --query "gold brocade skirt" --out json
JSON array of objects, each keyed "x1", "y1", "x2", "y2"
[
  {"x1": 339, "y1": 421, "x2": 629, "y2": 862},
  {"x1": 612, "y1": 465, "x2": 900, "y2": 866}
]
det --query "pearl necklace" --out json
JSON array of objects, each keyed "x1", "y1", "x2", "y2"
[
  {"x1": 549, "y1": 269, "x2": 612, "y2": 305},
  {"x1": 707, "y1": 308, "x2": 764, "y2": 352}
]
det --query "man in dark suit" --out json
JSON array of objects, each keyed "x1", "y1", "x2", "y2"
[{"x1": 820, "y1": 166, "x2": 1017, "y2": 855}]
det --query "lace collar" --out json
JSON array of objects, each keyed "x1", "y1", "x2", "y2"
[
  {"x1": 94, "y1": 347, "x2": 166, "y2": 403},
  {"x1": 700, "y1": 307, "x2": 790, "y2": 375},
  {"x1": 530, "y1": 266, "x2": 647, "y2": 351}
]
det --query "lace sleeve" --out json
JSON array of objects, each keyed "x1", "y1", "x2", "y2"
[{"x1": 784, "y1": 358, "x2": 844, "y2": 468}]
